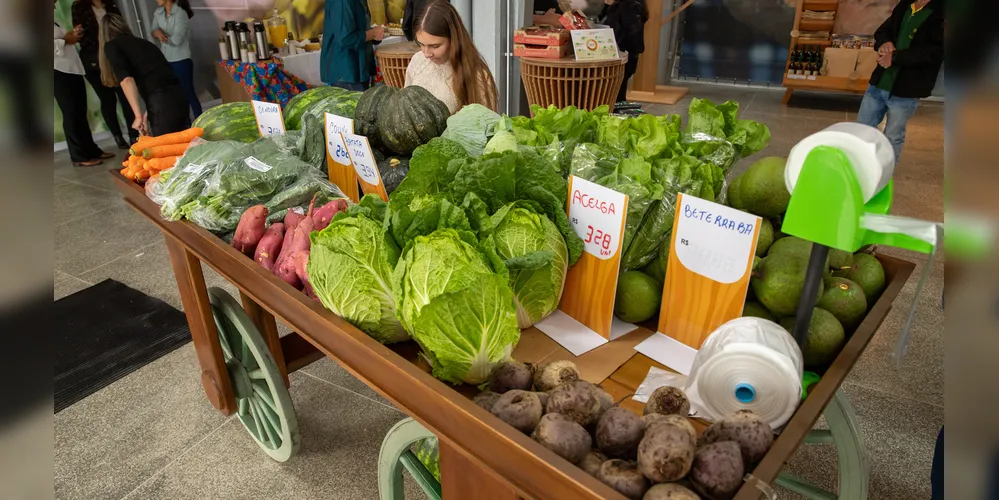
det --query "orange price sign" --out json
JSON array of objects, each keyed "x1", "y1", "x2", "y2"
[
  {"x1": 658, "y1": 193, "x2": 762, "y2": 350},
  {"x1": 556, "y1": 175, "x2": 629, "y2": 339},
  {"x1": 324, "y1": 112, "x2": 359, "y2": 202},
  {"x1": 343, "y1": 132, "x2": 388, "y2": 201}
]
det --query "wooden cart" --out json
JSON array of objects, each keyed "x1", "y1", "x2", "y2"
[{"x1": 111, "y1": 171, "x2": 914, "y2": 499}]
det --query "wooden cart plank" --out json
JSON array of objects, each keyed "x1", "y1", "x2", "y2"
[
  {"x1": 240, "y1": 291, "x2": 290, "y2": 387},
  {"x1": 163, "y1": 234, "x2": 236, "y2": 415},
  {"x1": 112, "y1": 172, "x2": 625, "y2": 500},
  {"x1": 439, "y1": 440, "x2": 522, "y2": 500}
]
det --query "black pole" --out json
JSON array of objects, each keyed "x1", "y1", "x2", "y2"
[{"x1": 792, "y1": 244, "x2": 829, "y2": 348}]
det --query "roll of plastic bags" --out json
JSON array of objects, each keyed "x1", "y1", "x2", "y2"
[{"x1": 685, "y1": 317, "x2": 804, "y2": 429}]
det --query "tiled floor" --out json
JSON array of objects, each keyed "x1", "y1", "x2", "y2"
[{"x1": 54, "y1": 83, "x2": 944, "y2": 499}]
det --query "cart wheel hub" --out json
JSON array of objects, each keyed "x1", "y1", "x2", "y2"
[{"x1": 226, "y1": 358, "x2": 253, "y2": 400}]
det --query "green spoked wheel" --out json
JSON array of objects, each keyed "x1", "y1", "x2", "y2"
[{"x1": 208, "y1": 287, "x2": 300, "y2": 462}]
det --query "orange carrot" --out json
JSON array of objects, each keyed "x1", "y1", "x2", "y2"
[
  {"x1": 120, "y1": 166, "x2": 130, "y2": 176},
  {"x1": 146, "y1": 156, "x2": 180, "y2": 171},
  {"x1": 132, "y1": 169, "x2": 151, "y2": 181},
  {"x1": 130, "y1": 128, "x2": 203, "y2": 155},
  {"x1": 142, "y1": 143, "x2": 189, "y2": 159}
]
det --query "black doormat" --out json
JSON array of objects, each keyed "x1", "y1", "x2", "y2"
[{"x1": 54, "y1": 279, "x2": 192, "y2": 413}]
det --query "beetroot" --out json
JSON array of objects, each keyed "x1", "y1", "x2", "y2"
[{"x1": 232, "y1": 205, "x2": 268, "y2": 255}]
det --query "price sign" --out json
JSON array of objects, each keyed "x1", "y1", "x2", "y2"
[
  {"x1": 323, "y1": 113, "x2": 359, "y2": 202},
  {"x1": 325, "y1": 113, "x2": 354, "y2": 167},
  {"x1": 252, "y1": 100, "x2": 285, "y2": 137},
  {"x1": 658, "y1": 193, "x2": 762, "y2": 349},
  {"x1": 558, "y1": 176, "x2": 629, "y2": 339},
  {"x1": 343, "y1": 132, "x2": 388, "y2": 201}
]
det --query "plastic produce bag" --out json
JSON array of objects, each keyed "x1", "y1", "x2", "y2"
[
  {"x1": 686, "y1": 317, "x2": 803, "y2": 428},
  {"x1": 681, "y1": 132, "x2": 739, "y2": 174},
  {"x1": 149, "y1": 139, "x2": 243, "y2": 221},
  {"x1": 264, "y1": 170, "x2": 349, "y2": 224}
]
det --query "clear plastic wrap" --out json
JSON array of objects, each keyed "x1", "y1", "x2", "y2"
[
  {"x1": 685, "y1": 317, "x2": 803, "y2": 429},
  {"x1": 149, "y1": 139, "x2": 243, "y2": 221},
  {"x1": 681, "y1": 132, "x2": 739, "y2": 173},
  {"x1": 264, "y1": 170, "x2": 349, "y2": 224}
]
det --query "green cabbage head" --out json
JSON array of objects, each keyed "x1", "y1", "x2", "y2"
[
  {"x1": 393, "y1": 229, "x2": 520, "y2": 385},
  {"x1": 489, "y1": 202, "x2": 568, "y2": 328},
  {"x1": 308, "y1": 214, "x2": 409, "y2": 344}
]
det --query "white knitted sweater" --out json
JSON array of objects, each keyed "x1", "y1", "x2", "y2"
[{"x1": 404, "y1": 52, "x2": 461, "y2": 114}]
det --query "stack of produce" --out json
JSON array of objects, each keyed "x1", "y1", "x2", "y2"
[
  {"x1": 467, "y1": 359, "x2": 775, "y2": 499},
  {"x1": 120, "y1": 127, "x2": 203, "y2": 182},
  {"x1": 145, "y1": 136, "x2": 347, "y2": 233},
  {"x1": 733, "y1": 157, "x2": 887, "y2": 371},
  {"x1": 229, "y1": 196, "x2": 349, "y2": 298}
]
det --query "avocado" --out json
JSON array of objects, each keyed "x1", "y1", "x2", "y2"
[
  {"x1": 742, "y1": 301, "x2": 776, "y2": 321},
  {"x1": 751, "y1": 255, "x2": 825, "y2": 317},
  {"x1": 779, "y1": 308, "x2": 846, "y2": 369},
  {"x1": 738, "y1": 157, "x2": 791, "y2": 217},
  {"x1": 817, "y1": 277, "x2": 868, "y2": 331},
  {"x1": 767, "y1": 236, "x2": 831, "y2": 269},
  {"x1": 837, "y1": 253, "x2": 886, "y2": 306},
  {"x1": 727, "y1": 174, "x2": 745, "y2": 210},
  {"x1": 828, "y1": 248, "x2": 853, "y2": 272},
  {"x1": 755, "y1": 219, "x2": 774, "y2": 257}
]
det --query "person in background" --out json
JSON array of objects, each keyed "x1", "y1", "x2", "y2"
[
  {"x1": 533, "y1": 0, "x2": 564, "y2": 26},
  {"x1": 150, "y1": 0, "x2": 201, "y2": 120},
  {"x1": 72, "y1": 0, "x2": 139, "y2": 149},
  {"x1": 321, "y1": 0, "x2": 385, "y2": 91},
  {"x1": 99, "y1": 13, "x2": 189, "y2": 136},
  {"x1": 600, "y1": 0, "x2": 648, "y2": 104},
  {"x1": 856, "y1": 0, "x2": 943, "y2": 165},
  {"x1": 403, "y1": 0, "x2": 448, "y2": 42},
  {"x1": 406, "y1": 1, "x2": 497, "y2": 113},
  {"x1": 55, "y1": 5, "x2": 113, "y2": 167}
]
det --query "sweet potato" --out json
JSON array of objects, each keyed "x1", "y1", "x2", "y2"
[
  {"x1": 292, "y1": 250, "x2": 314, "y2": 297},
  {"x1": 312, "y1": 198, "x2": 349, "y2": 231},
  {"x1": 232, "y1": 205, "x2": 268, "y2": 256},
  {"x1": 272, "y1": 249, "x2": 302, "y2": 289},
  {"x1": 284, "y1": 209, "x2": 307, "y2": 231},
  {"x1": 253, "y1": 222, "x2": 285, "y2": 271}
]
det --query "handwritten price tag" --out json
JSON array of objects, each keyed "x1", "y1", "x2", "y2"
[
  {"x1": 658, "y1": 193, "x2": 762, "y2": 350},
  {"x1": 325, "y1": 113, "x2": 354, "y2": 167},
  {"x1": 568, "y1": 177, "x2": 626, "y2": 260},
  {"x1": 554, "y1": 176, "x2": 630, "y2": 340},
  {"x1": 343, "y1": 132, "x2": 388, "y2": 201},
  {"x1": 252, "y1": 100, "x2": 285, "y2": 137}
]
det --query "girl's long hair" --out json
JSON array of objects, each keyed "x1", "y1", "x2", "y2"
[
  {"x1": 417, "y1": 1, "x2": 498, "y2": 111},
  {"x1": 175, "y1": 0, "x2": 195, "y2": 19},
  {"x1": 98, "y1": 13, "x2": 133, "y2": 87}
]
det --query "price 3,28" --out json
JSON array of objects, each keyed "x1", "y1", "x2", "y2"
[{"x1": 583, "y1": 225, "x2": 613, "y2": 256}]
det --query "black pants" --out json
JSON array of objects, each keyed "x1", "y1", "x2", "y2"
[
  {"x1": 83, "y1": 62, "x2": 138, "y2": 140},
  {"x1": 147, "y1": 85, "x2": 191, "y2": 136},
  {"x1": 54, "y1": 70, "x2": 103, "y2": 162},
  {"x1": 617, "y1": 55, "x2": 641, "y2": 103}
]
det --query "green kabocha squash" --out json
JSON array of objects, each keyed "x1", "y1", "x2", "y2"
[
  {"x1": 354, "y1": 85, "x2": 398, "y2": 142},
  {"x1": 378, "y1": 155, "x2": 410, "y2": 195},
  {"x1": 376, "y1": 86, "x2": 450, "y2": 155}
]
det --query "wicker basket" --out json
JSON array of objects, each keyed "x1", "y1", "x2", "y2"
[
  {"x1": 375, "y1": 42, "x2": 419, "y2": 88},
  {"x1": 520, "y1": 55, "x2": 627, "y2": 114}
]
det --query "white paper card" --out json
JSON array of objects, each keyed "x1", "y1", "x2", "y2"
[
  {"x1": 633, "y1": 366, "x2": 690, "y2": 405},
  {"x1": 634, "y1": 332, "x2": 699, "y2": 375},
  {"x1": 568, "y1": 176, "x2": 628, "y2": 260},
  {"x1": 535, "y1": 310, "x2": 636, "y2": 356},
  {"x1": 244, "y1": 156, "x2": 272, "y2": 173},
  {"x1": 325, "y1": 113, "x2": 354, "y2": 167},
  {"x1": 252, "y1": 100, "x2": 285, "y2": 137},
  {"x1": 342, "y1": 133, "x2": 382, "y2": 186},
  {"x1": 673, "y1": 193, "x2": 760, "y2": 284}
]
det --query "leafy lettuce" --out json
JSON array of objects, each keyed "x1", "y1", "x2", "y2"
[
  {"x1": 308, "y1": 213, "x2": 408, "y2": 344},
  {"x1": 392, "y1": 228, "x2": 520, "y2": 385},
  {"x1": 440, "y1": 104, "x2": 501, "y2": 157}
]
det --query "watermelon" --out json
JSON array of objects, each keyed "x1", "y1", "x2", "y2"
[
  {"x1": 284, "y1": 86, "x2": 346, "y2": 130},
  {"x1": 192, "y1": 102, "x2": 260, "y2": 143}
]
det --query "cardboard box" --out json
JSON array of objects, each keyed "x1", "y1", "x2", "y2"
[
  {"x1": 514, "y1": 26, "x2": 570, "y2": 46},
  {"x1": 822, "y1": 47, "x2": 878, "y2": 78},
  {"x1": 513, "y1": 43, "x2": 572, "y2": 59}
]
